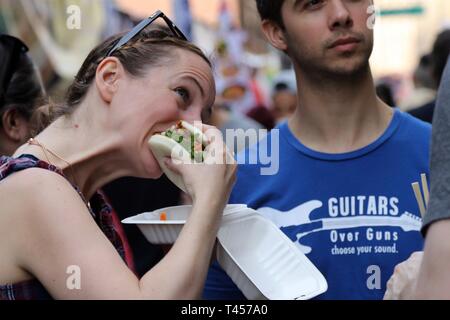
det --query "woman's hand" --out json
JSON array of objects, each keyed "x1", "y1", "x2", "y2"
[{"x1": 164, "y1": 124, "x2": 237, "y2": 208}]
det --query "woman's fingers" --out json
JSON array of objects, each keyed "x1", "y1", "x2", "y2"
[
  {"x1": 200, "y1": 125, "x2": 235, "y2": 166},
  {"x1": 164, "y1": 157, "x2": 182, "y2": 174}
]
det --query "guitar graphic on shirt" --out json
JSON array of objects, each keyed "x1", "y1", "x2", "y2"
[{"x1": 257, "y1": 200, "x2": 422, "y2": 254}]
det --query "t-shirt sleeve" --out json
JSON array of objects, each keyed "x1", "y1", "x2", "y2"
[{"x1": 422, "y1": 58, "x2": 450, "y2": 235}]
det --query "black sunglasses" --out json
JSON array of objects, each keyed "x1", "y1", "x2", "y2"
[
  {"x1": 106, "y1": 10, "x2": 187, "y2": 57},
  {"x1": 0, "y1": 35, "x2": 29, "y2": 105}
]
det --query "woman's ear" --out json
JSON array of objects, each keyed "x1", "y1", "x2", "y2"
[
  {"x1": 261, "y1": 20, "x2": 288, "y2": 52},
  {"x1": 95, "y1": 57, "x2": 123, "y2": 104}
]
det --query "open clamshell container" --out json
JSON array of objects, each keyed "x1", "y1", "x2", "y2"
[
  {"x1": 121, "y1": 204, "x2": 247, "y2": 244},
  {"x1": 216, "y1": 207, "x2": 328, "y2": 300},
  {"x1": 123, "y1": 204, "x2": 327, "y2": 300}
]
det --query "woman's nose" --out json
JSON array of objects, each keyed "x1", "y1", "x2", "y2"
[{"x1": 180, "y1": 106, "x2": 203, "y2": 124}]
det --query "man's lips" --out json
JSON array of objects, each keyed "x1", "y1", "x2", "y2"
[{"x1": 328, "y1": 37, "x2": 361, "y2": 51}]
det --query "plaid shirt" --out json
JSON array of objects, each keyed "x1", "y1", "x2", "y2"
[{"x1": 0, "y1": 154, "x2": 127, "y2": 300}]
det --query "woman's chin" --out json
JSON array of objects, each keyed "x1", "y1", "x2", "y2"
[
  {"x1": 150, "y1": 169, "x2": 164, "y2": 179},
  {"x1": 141, "y1": 156, "x2": 164, "y2": 179},
  {"x1": 137, "y1": 167, "x2": 163, "y2": 180}
]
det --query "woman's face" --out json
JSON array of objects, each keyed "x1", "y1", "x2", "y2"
[{"x1": 110, "y1": 48, "x2": 216, "y2": 178}]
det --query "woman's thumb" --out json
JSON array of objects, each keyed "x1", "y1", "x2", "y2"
[{"x1": 164, "y1": 157, "x2": 181, "y2": 174}]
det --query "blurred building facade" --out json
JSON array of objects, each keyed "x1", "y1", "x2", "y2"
[{"x1": 372, "y1": 0, "x2": 450, "y2": 78}]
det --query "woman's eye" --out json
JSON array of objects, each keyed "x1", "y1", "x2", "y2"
[{"x1": 175, "y1": 87, "x2": 190, "y2": 103}]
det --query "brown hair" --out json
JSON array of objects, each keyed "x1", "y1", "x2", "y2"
[
  {"x1": 0, "y1": 41, "x2": 45, "y2": 125},
  {"x1": 32, "y1": 27, "x2": 211, "y2": 134}
]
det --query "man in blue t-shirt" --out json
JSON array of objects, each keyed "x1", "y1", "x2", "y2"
[{"x1": 203, "y1": 0, "x2": 431, "y2": 300}]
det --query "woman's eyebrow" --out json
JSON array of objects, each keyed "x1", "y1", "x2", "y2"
[{"x1": 183, "y1": 76, "x2": 205, "y2": 99}]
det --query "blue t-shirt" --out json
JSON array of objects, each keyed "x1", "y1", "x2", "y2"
[{"x1": 204, "y1": 109, "x2": 431, "y2": 300}]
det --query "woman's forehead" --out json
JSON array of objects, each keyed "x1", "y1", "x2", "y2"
[
  {"x1": 174, "y1": 49, "x2": 212, "y2": 77},
  {"x1": 173, "y1": 52, "x2": 214, "y2": 88}
]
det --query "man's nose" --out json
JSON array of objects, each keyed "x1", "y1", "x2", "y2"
[{"x1": 328, "y1": 0, "x2": 353, "y2": 31}]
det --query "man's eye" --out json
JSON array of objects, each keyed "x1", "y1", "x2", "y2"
[{"x1": 175, "y1": 87, "x2": 190, "y2": 103}]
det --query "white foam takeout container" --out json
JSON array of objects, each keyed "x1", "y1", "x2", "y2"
[
  {"x1": 217, "y1": 207, "x2": 327, "y2": 300},
  {"x1": 121, "y1": 204, "x2": 247, "y2": 244},
  {"x1": 122, "y1": 205, "x2": 327, "y2": 300}
]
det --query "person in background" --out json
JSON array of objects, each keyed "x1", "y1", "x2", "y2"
[
  {"x1": 203, "y1": 0, "x2": 431, "y2": 300},
  {"x1": 409, "y1": 29, "x2": 450, "y2": 123},
  {"x1": 270, "y1": 70, "x2": 297, "y2": 124},
  {"x1": 0, "y1": 34, "x2": 45, "y2": 156},
  {"x1": 271, "y1": 81, "x2": 297, "y2": 123},
  {"x1": 245, "y1": 104, "x2": 275, "y2": 131},
  {"x1": 385, "y1": 58, "x2": 450, "y2": 300},
  {"x1": 399, "y1": 54, "x2": 436, "y2": 111},
  {"x1": 376, "y1": 82, "x2": 396, "y2": 108}
]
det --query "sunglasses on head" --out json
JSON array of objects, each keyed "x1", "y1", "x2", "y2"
[
  {"x1": 106, "y1": 10, "x2": 187, "y2": 57},
  {"x1": 0, "y1": 35, "x2": 29, "y2": 105}
]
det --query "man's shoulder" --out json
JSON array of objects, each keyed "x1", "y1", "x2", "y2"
[
  {"x1": 397, "y1": 109, "x2": 432, "y2": 138},
  {"x1": 400, "y1": 108, "x2": 432, "y2": 126},
  {"x1": 408, "y1": 102, "x2": 435, "y2": 124},
  {"x1": 390, "y1": 110, "x2": 432, "y2": 157}
]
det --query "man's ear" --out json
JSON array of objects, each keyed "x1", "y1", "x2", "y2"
[
  {"x1": 95, "y1": 57, "x2": 123, "y2": 104},
  {"x1": 1, "y1": 108, "x2": 30, "y2": 142},
  {"x1": 261, "y1": 19, "x2": 288, "y2": 52}
]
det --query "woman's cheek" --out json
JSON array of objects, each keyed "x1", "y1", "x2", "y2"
[{"x1": 159, "y1": 106, "x2": 182, "y2": 124}]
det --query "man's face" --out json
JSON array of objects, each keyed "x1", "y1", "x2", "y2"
[{"x1": 280, "y1": 0, "x2": 374, "y2": 77}]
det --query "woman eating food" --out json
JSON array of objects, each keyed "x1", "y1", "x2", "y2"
[{"x1": 0, "y1": 11, "x2": 236, "y2": 300}]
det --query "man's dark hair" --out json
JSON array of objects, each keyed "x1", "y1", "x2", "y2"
[
  {"x1": 431, "y1": 29, "x2": 450, "y2": 86},
  {"x1": 255, "y1": 0, "x2": 286, "y2": 27}
]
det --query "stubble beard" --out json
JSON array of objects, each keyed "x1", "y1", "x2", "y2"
[{"x1": 286, "y1": 33, "x2": 374, "y2": 83}]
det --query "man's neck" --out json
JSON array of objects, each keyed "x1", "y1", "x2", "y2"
[{"x1": 289, "y1": 65, "x2": 394, "y2": 154}]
